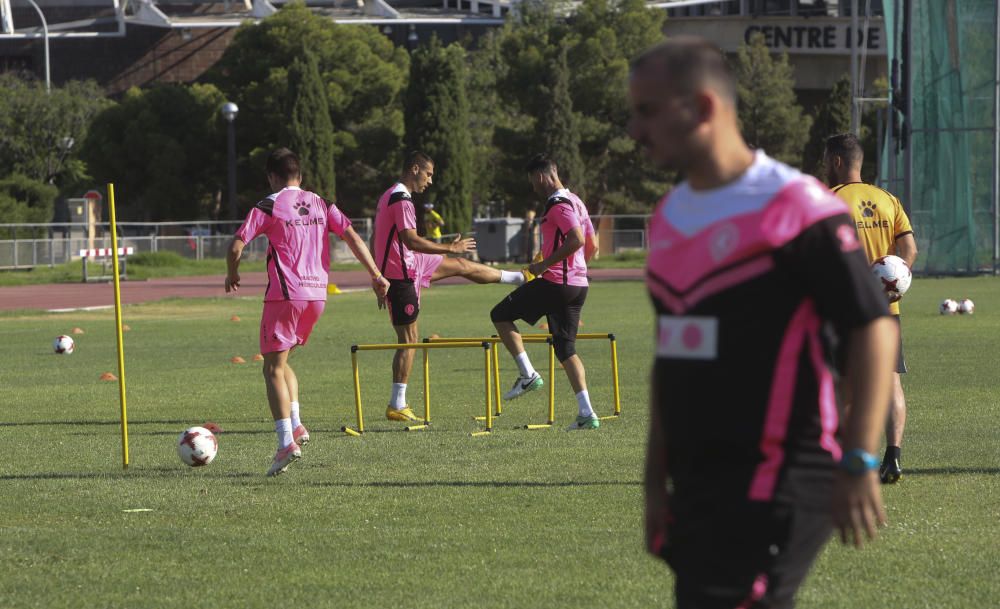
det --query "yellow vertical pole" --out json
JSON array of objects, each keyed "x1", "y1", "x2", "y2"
[
  {"x1": 492, "y1": 342, "x2": 502, "y2": 415},
  {"x1": 107, "y1": 184, "x2": 129, "y2": 470},
  {"x1": 423, "y1": 347, "x2": 430, "y2": 425},
  {"x1": 610, "y1": 336, "x2": 621, "y2": 416},
  {"x1": 351, "y1": 348, "x2": 364, "y2": 433},
  {"x1": 484, "y1": 344, "x2": 493, "y2": 431},
  {"x1": 547, "y1": 339, "x2": 555, "y2": 425}
]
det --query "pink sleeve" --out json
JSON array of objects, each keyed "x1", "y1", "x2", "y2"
[
  {"x1": 236, "y1": 207, "x2": 270, "y2": 243},
  {"x1": 325, "y1": 200, "x2": 352, "y2": 238},
  {"x1": 398, "y1": 199, "x2": 417, "y2": 231},
  {"x1": 551, "y1": 203, "x2": 581, "y2": 233}
]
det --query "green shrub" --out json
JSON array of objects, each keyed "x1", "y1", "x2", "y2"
[{"x1": 127, "y1": 251, "x2": 188, "y2": 267}]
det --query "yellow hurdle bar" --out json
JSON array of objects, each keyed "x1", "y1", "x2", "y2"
[
  {"x1": 427, "y1": 333, "x2": 621, "y2": 425},
  {"x1": 483, "y1": 344, "x2": 493, "y2": 433},
  {"x1": 108, "y1": 183, "x2": 130, "y2": 469},
  {"x1": 350, "y1": 341, "x2": 491, "y2": 435},
  {"x1": 491, "y1": 342, "x2": 502, "y2": 416},
  {"x1": 423, "y1": 348, "x2": 430, "y2": 425}
]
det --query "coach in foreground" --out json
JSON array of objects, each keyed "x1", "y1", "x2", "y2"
[{"x1": 631, "y1": 37, "x2": 896, "y2": 608}]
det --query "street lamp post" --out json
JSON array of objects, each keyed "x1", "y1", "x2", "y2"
[
  {"x1": 221, "y1": 102, "x2": 239, "y2": 220},
  {"x1": 25, "y1": 0, "x2": 50, "y2": 93}
]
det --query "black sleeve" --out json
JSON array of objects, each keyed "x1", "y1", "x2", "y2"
[{"x1": 776, "y1": 213, "x2": 890, "y2": 335}]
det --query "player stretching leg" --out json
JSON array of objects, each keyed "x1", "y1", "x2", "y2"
[
  {"x1": 491, "y1": 155, "x2": 600, "y2": 430},
  {"x1": 374, "y1": 151, "x2": 530, "y2": 422},
  {"x1": 227, "y1": 148, "x2": 388, "y2": 476}
]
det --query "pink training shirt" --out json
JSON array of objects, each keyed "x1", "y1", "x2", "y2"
[
  {"x1": 235, "y1": 186, "x2": 351, "y2": 302},
  {"x1": 373, "y1": 183, "x2": 418, "y2": 281},
  {"x1": 540, "y1": 189, "x2": 594, "y2": 287}
]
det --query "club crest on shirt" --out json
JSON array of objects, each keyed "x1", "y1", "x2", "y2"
[
  {"x1": 709, "y1": 223, "x2": 739, "y2": 262},
  {"x1": 657, "y1": 316, "x2": 718, "y2": 360},
  {"x1": 836, "y1": 224, "x2": 861, "y2": 252}
]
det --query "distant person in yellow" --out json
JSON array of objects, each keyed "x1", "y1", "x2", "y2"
[
  {"x1": 424, "y1": 202, "x2": 444, "y2": 242},
  {"x1": 825, "y1": 132, "x2": 918, "y2": 485}
]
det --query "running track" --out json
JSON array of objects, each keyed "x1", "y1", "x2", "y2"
[{"x1": 0, "y1": 268, "x2": 644, "y2": 312}]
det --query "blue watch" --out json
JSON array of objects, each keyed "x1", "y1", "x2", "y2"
[{"x1": 839, "y1": 449, "x2": 880, "y2": 475}]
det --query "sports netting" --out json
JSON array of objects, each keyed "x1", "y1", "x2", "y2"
[{"x1": 881, "y1": 0, "x2": 998, "y2": 273}]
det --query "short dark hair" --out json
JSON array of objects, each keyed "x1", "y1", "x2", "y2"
[
  {"x1": 630, "y1": 36, "x2": 737, "y2": 103},
  {"x1": 266, "y1": 148, "x2": 301, "y2": 181},
  {"x1": 825, "y1": 133, "x2": 864, "y2": 166},
  {"x1": 525, "y1": 154, "x2": 558, "y2": 175},
  {"x1": 402, "y1": 151, "x2": 433, "y2": 173}
]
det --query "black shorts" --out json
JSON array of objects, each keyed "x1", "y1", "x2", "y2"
[
  {"x1": 386, "y1": 279, "x2": 419, "y2": 326},
  {"x1": 491, "y1": 279, "x2": 587, "y2": 351},
  {"x1": 660, "y1": 497, "x2": 833, "y2": 609},
  {"x1": 894, "y1": 315, "x2": 907, "y2": 374}
]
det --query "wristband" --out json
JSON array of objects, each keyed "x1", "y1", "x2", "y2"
[
  {"x1": 371, "y1": 271, "x2": 382, "y2": 279},
  {"x1": 839, "y1": 448, "x2": 880, "y2": 475}
]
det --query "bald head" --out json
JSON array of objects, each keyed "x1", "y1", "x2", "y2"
[{"x1": 630, "y1": 36, "x2": 737, "y2": 106}]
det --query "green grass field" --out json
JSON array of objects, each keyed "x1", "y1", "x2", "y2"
[{"x1": 1, "y1": 278, "x2": 998, "y2": 608}]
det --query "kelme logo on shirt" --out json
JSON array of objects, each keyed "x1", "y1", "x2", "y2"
[
  {"x1": 294, "y1": 201, "x2": 310, "y2": 216},
  {"x1": 856, "y1": 200, "x2": 889, "y2": 230}
]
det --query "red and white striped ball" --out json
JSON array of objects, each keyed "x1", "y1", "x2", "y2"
[{"x1": 177, "y1": 426, "x2": 218, "y2": 467}]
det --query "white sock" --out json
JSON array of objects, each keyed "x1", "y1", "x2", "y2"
[
  {"x1": 500, "y1": 270, "x2": 525, "y2": 285},
  {"x1": 576, "y1": 390, "x2": 594, "y2": 418},
  {"x1": 390, "y1": 383, "x2": 407, "y2": 409},
  {"x1": 290, "y1": 401, "x2": 301, "y2": 429},
  {"x1": 275, "y1": 418, "x2": 294, "y2": 450},
  {"x1": 514, "y1": 352, "x2": 537, "y2": 378}
]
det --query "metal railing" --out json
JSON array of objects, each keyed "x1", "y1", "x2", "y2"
[{"x1": 0, "y1": 216, "x2": 650, "y2": 269}]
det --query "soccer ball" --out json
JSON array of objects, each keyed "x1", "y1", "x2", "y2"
[
  {"x1": 871, "y1": 255, "x2": 912, "y2": 295},
  {"x1": 939, "y1": 299, "x2": 959, "y2": 315},
  {"x1": 958, "y1": 298, "x2": 975, "y2": 315},
  {"x1": 53, "y1": 335, "x2": 75, "y2": 354},
  {"x1": 177, "y1": 426, "x2": 218, "y2": 467}
]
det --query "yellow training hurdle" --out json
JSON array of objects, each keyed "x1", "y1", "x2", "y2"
[
  {"x1": 425, "y1": 333, "x2": 622, "y2": 429},
  {"x1": 347, "y1": 341, "x2": 498, "y2": 436}
]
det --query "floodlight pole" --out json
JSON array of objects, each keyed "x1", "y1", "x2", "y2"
[
  {"x1": 221, "y1": 102, "x2": 239, "y2": 220},
  {"x1": 850, "y1": 0, "x2": 859, "y2": 134},
  {"x1": 993, "y1": 0, "x2": 999, "y2": 272},
  {"x1": 25, "y1": 0, "x2": 49, "y2": 93}
]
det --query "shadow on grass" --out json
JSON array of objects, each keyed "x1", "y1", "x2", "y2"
[
  {"x1": 304, "y1": 480, "x2": 641, "y2": 489},
  {"x1": 0, "y1": 468, "x2": 259, "y2": 481},
  {"x1": 904, "y1": 467, "x2": 1000, "y2": 476},
  {"x1": 0, "y1": 419, "x2": 196, "y2": 427}
]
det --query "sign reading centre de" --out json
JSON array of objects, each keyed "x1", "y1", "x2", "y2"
[{"x1": 665, "y1": 18, "x2": 886, "y2": 56}]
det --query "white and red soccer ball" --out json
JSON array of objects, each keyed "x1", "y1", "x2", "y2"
[
  {"x1": 958, "y1": 298, "x2": 975, "y2": 315},
  {"x1": 177, "y1": 426, "x2": 218, "y2": 467},
  {"x1": 53, "y1": 335, "x2": 75, "y2": 354},
  {"x1": 871, "y1": 255, "x2": 912, "y2": 296},
  {"x1": 939, "y1": 299, "x2": 959, "y2": 315}
]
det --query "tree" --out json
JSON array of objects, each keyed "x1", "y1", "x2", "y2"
[
  {"x1": 0, "y1": 75, "x2": 109, "y2": 189},
  {"x1": 287, "y1": 48, "x2": 337, "y2": 198},
  {"x1": 541, "y1": 43, "x2": 585, "y2": 194},
  {"x1": 484, "y1": 0, "x2": 668, "y2": 215},
  {"x1": 803, "y1": 74, "x2": 852, "y2": 177},
  {"x1": 206, "y1": 2, "x2": 408, "y2": 214},
  {"x1": 404, "y1": 37, "x2": 473, "y2": 233},
  {"x1": 0, "y1": 174, "x2": 58, "y2": 234},
  {"x1": 734, "y1": 33, "x2": 811, "y2": 167},
  {"x1": 81, "y1": 83, "x2": 228, "y2": 221}
]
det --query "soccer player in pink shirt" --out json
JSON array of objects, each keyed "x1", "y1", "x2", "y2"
[
  {"x1": 490, "y1": 155, "x2": 601, "y2": 430},
  {"x1": 226, "y1": 148, "x2": 389, "y2": 476},
  {"x1": 374, "y1": 151, "x2": 529, "y2": 422}
]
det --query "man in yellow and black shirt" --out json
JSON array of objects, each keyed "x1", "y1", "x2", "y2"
[{"x1": 826, "y1": 133, "x2": 918, "y2": 484}]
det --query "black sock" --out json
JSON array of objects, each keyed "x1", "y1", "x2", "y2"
[{"x1": 884, "y1": 445, "x2": 901, "y2": 462}]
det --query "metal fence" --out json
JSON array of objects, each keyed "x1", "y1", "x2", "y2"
[{"x1": 0, "y1": 216, "x2": 648, "y2": 270}]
